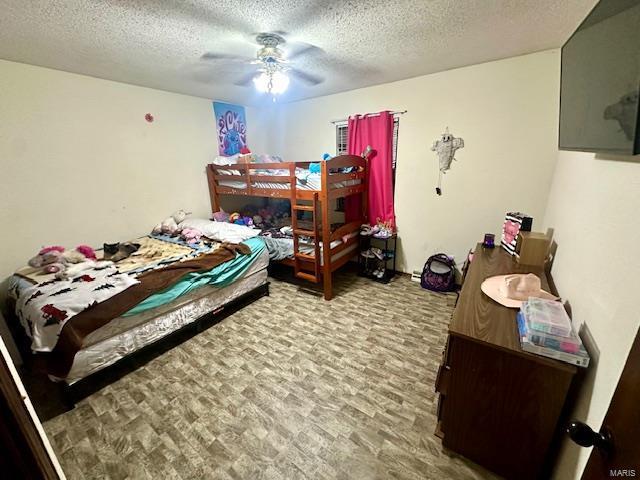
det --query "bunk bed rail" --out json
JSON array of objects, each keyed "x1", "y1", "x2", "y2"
[{"x1": 207, "y1": 154, "x2": 367, "y2": 208}]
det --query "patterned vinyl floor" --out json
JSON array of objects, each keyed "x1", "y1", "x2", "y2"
[{"x1": 41, "y1": 271, "x2": 498, "y2": 479}]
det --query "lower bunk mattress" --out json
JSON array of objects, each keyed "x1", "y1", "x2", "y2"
[{"x1": 261, "y1": 234, "x2": 358, "y2": 263}]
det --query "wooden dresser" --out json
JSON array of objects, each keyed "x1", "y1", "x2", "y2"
[{"x1": 436, "y1": 244, "x2": 577, "y2": 480}]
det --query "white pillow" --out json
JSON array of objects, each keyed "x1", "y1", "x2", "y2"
[
  {"x1": 212, "y1": 154, "x2": 239, "y2": 166},
  {"x1": 179, "y1": 218, "x2": 260, "y2": 244}
]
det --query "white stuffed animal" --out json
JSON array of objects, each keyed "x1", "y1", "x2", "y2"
[{"x1": 152, "y1": 209, "x2": 191, "y2": 235}]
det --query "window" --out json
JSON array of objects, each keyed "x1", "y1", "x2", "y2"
[
  {"x1": 336, "y1": 123, "x2": 349, "y2": 156},
  {"x1": 335, "y1": 117, "x2": 400, "y2": 185}
]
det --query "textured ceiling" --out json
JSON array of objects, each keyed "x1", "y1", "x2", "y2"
[{"x1": 0, "y1": 0, "x2": 597, "y2": 106}]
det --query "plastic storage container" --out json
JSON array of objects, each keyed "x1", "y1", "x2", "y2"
[
  {"x1": 522, "y1": 315, "x2": 581, "y2": 353},
  {"x1": 521, "y1": 297, "x2": 573, "y2": 337}
]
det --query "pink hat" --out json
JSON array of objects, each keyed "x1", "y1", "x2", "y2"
[{"x1": 481, "y1": 273, "x2": 557, "y2": 308}]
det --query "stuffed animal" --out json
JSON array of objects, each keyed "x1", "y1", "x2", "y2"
[
  {"x1": 76, "y1": 245, "x2": 97, "y2": 260},
  {"x1": 152, "y1": 209, "x2": 191, "y2": 235},
  {"x1": 229, "y1": 212, "x2": 241, "y2": 224},
  {"x1": 258, "y1": 207, "x2": 274, "y2": 226},
  {"x1": 252, "y1": 215, "x2": 263, "y2": 227},
  {"x1": 62, "y1": 250, "x2": 86, "y2": 264},
  {"x1": 29, "y1": 250, "x2": 64, "y2": 270},
  {"x1": 212, "y1": 209, "x2": 230, "y2": 222},
  {"x1": 27, "y1": 245, "x2": 99, "y2": 277},
  {"x1": 181, "y1": 227, "x2": 203, "y2": 244}
]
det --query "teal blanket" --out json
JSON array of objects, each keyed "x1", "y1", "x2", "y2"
[{"x1": 123, "y1": 237, "x2": 266, "y2": 317}]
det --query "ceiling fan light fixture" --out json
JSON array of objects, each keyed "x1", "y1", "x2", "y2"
[
  {"x1": 271, "y1": 71, "x2": 289, "y2": 94},
  {"x1": 253, "y1": 72, "x2": 270, "y2": 93},
  {"x1": 253, "y1": 70, "x2": 289, "y2": 95}
]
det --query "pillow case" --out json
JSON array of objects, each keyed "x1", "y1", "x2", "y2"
[{"x1": 179, "y1": 218, "x2": 260, "y2": 244}]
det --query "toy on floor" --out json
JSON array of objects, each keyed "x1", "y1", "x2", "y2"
[
  {"x1": 431, "y1": 127, "x2": 464, "y2": 195},
  {"x1": 152, "y1": 209, "x2": 191, "y2": 235}
]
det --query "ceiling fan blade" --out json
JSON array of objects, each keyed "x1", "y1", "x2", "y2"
[
  {"x1": 286, "y1": 42, "x2": 324, "y2": 60},
  {"x1": 234, "y1": 70, "x2": 258, "y2": 87},
  {"x1": 289, "y1": 68, "x2": 324, "y2": 86},
  {"x1": 201, "y1": 52, "x2": 251, "y2": 62}
]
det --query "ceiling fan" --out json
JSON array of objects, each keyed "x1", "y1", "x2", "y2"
[{"x1": 201, "y1": 32, "x2": 325, "y2": 97}]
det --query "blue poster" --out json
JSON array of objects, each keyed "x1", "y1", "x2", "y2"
[{"x1": 213, "y1": 102, "x2": 247, "y2": 156}]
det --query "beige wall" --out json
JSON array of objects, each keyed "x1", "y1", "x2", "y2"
[
  {"x1": 271, "y1": 50, "x2": 561, "y2": 273},
  {"x1": 544, "y1": 150, "x2": 640, "y2": 479},
  {"x1": 0, "y1": 59, "x2": 269, "y2": 280}
]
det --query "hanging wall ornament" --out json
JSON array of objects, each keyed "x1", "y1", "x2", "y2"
[{"x1": 431, "y1": 127, "x2": 464, "y2": 195}]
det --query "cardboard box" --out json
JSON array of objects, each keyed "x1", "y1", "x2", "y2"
[{"x1": 515, "y1": 231, "x2": 551, "y2": 266}]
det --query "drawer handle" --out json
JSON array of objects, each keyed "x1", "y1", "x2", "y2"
[{"x1": 435, "y1": 364, "x2": 451, "y2": 395}]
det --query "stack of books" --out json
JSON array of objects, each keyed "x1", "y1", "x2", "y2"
[{"x1": 516, "y1": 297, "x2": 590, "y2": 367}]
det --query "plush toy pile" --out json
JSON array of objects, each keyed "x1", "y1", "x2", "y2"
[
  {"x1": 150, "y1": 209, "x2": 205, "y2": 245},
  {"x1": 28, "y1": 244, "x2": 99, "y2": 278},
  {"x1": 211, "y1": 202, "x2": 290, "y2": 229},
  {"x1": 152, "y1": 209, "x2": 191, "y2": 236}
]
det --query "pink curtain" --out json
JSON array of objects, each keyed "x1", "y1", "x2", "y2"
[{"x1": 344, "y1": 111, "x2": 396, "y2": 227}]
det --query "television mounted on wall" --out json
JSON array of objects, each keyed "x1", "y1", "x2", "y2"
[{"x1": 559, "y1": 0, "x2": 640, "y2": 155}]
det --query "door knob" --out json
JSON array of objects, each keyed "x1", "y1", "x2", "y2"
[{"x1": 567, "y1": 421, "x2": 612, "y2": 451}]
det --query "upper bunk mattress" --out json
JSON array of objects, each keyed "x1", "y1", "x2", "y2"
[{"x1": 216, "y1": 168, "x2": 361, "y2": 191}]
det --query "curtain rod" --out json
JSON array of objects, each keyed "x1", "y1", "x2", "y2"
[{"x1": 329, "y1": 110, "x2": 407, "y2": 125}]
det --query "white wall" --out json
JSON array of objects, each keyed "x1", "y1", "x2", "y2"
[
  {"x1": 544, "y1": 150, "x2": 640, "y2": 479},
  {"x1": 271, "y1": 50, "x2": 561, "y2": 273},
  {"x1": 0, "y1": 59, "x2": 270, "y2": 280}
]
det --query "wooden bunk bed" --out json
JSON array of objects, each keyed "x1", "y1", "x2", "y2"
[{"x1": 206, "y1": 155, "x2": 368, "y2": 300}]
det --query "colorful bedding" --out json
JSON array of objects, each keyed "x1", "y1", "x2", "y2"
[
  {"x1": 124, "y1": 237, "x2": 266, "y2": 316},
  {"x1": 8, "y1": 238, "x2": 266, "y2": 354},
  {"x1": 13, "y1": 266, "x2": 139, "y2": 352}
]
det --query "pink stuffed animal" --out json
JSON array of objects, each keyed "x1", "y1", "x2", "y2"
[
  {"x1": 28, "y1": 245, "x2": 99, "y2": 276},
  {"x1": 181, "y1": 227, "x2": 203, "y2": 244}
]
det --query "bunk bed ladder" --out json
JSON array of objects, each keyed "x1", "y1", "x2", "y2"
[{"x1": 292, "y1": 192, "x2": 321, "y2": 283}]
